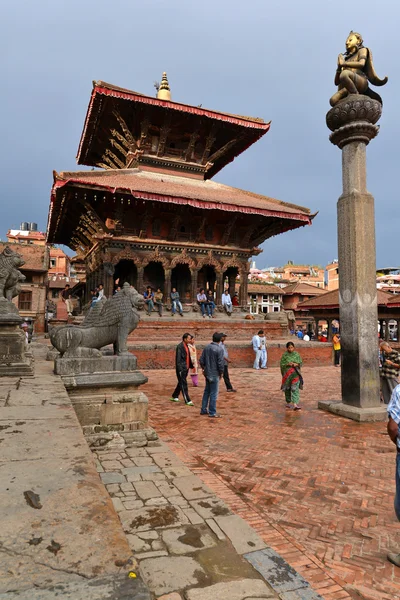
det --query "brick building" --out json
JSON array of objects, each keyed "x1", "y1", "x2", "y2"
[
  {"x1": 281, "y1": 281, "x2": 326, "y2": 329},
  {"x1": 248, "y1": 283, "x2": 284, "y2": 315},
  {"x1": 1, "y1": 228, "x2": 49, "y2": 332},
  {"x1": 326, "y1": 260, "x2": 339, "y2": 291}
]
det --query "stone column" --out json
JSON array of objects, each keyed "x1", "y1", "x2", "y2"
[
  {"x1": 385, "y1": 320, "x2": 390, "y2": 342},
  {"x1": 327, "y1": 318, "x2": 333, "y2": 342},
  {"x1": 397, "y1": 320, "x2": 400, "y2": 342},
  {"x1": 315, "y1": 319, "x2": 319, "y2": 339},
  {"x1": 320, "y1": 95, "x2": 385, "y2": 421}
]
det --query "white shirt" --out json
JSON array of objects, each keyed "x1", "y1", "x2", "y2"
[
  {"x1": 252, "y1": 335, "x2": 261, "y2": 351},
  {"x1": 222, "y1": 293, "x2": 232, "y2": 306},
  {"x1": 259, "y1": 336, "x2": 266, "y2": 350},
  {"x1": 303, "y1": 334, "x2": 310, "y2": 342}
]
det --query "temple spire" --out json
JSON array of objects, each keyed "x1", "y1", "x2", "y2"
[{"x1": 157, "y1": 72, "x2": 171, "y2": 101}]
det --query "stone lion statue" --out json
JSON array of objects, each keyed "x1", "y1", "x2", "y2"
[
  {"x1": 50, "y1": 283, "x2": 144, "y2": 357},
  {"x1": 0, "y1": 246, "x2": 26, "y2": 301}
]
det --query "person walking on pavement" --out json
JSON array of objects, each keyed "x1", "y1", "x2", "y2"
[
  {"x1": 170, "y1": 333, "x2": 194, "y2": 406},
  {"x1": 199, "y1": 332, "x2": 225, "y2": 417},
  {"x1": 252, "y1": 330, "x2": 264, "y2": 370},
  {"x1": 220, "y1": 333, "x2": 236, "y2": 392},
  {"x1": 386, "y1": 382, "x2": 400, "y2": 566},
  {"x1": 188, "y1": 337, "x2": 199, "y2": 387},
  {"x1": 380, "y1": 341, "x2": 400, "y2": 404},
  {"x1": 333, "y1": 332, "x2": 341, "y2": 366}
]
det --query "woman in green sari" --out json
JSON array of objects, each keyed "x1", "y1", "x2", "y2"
[{"x1": 280, "y1": 341, "x2": 303, "y2": 411}]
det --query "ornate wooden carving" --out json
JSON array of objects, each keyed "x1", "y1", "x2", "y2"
[
  {"x1": 141, "y1": 246, "x2": 170, "y2": 269},
  {"x1": 222, "y1": 253, "x2": 242, "y2": 272},
  {"x1": 168, "y1": 214, "x2": 181, "y2": 241},
  {"x1": 170, "y1": 249, "x2": 196, "y2": 269},
  {"x1": 139, "y1": 118, "x2": 150, "y2": 149},
  {"x1": 220, "y1": 215, "x2": 238, "y2": 246},
  {"x1": 195, "y1": 217, "x2": 206, "y2": 243},
  {"x1": 157, "y1": 114, "x2": 172, "y2": 157},
  {"x1": 110, "y1": 248, "x2": 143, "y2": 266},
  {"x1": 111, "y1": 128, "x2": 131, "y2": 150},
  {"x1": 206, "y1": 138, "x2": 239, "y2": 167},
  {"x1": 104, "y1": 149, "x2": 125, "y2": 169},
  {"x1": 113, "y1": 110, "x2": 136, "y2": 148},
  {"x1": 185, "y1": 131, "x2": 200, "y2": 162},
  {"x1": 201, "y1": 123, "x2": 218, "y2": 164},
  {"x1": 197, "y1": 250, "x2": 222, "y2": 272}
]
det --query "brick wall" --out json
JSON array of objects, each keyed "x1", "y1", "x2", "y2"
[{"x1": 130, "y1": 342, "x2": 333, "y2": 370}]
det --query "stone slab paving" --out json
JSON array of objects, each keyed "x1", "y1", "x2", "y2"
[
  {"x1": 144, "y1": 366, "x2": 400, "y2": 600},
  {"x1": 94, "y1": 439, "x2": 326, "y2": 600},
  {"x1": 0, "y1": 353, "x2": 150, "y2": 599}
]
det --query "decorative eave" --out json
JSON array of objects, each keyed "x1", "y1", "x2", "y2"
[{"x1": 76, "y1": 81, "x2": 271, "y2": 179}]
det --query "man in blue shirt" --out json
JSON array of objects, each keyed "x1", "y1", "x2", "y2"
[
  {"x1": 387, "y1": 384, "x2": 400, "y2": 566},
  {"x1": 199, "y1": 332, "x2": 225, "y2": 417}
]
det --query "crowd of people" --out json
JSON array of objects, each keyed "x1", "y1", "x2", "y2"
[
  {"x1": 139, "y1": 285, "x2": 239, "y2": 317},
  {"x1": 169, "y1": 329, "x2": 305, "y2": 415}
]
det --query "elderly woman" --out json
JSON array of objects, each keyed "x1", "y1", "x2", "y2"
[{"x1": 280, "y1": 341, "x2": 303, "y2": 411}]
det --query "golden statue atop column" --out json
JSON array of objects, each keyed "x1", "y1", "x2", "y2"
[{"x1": 330, "y1": 31, "x2": 388, "y2": 107}]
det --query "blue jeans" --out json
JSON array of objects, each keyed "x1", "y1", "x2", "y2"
[
  {"x1": 172, "y1": 300, "x2": 183, "y2": 315},
  {"x1": 395, "y1": 453, "x2": 400, "y2": 521},
  {"x1": 199, "y1": 303, "x2": 210, "y2": 317},
  {"x1": 260, "y1": 349, "x2": 267, "y2": 368},
  {"x1": 201, "y1": 377, "x2": 219, "y2": 416},
  {"x1": 207, "y1": 301, "x2": 215, "y2": 316},
  {"x1": 145, "y1": 299, "x2": 154, "y2": 314}
]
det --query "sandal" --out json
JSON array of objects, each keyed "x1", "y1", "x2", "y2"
[{"x1": 294, "y1": 406, "x2": 302, "y2": 411}]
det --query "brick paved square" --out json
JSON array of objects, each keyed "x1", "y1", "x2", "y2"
[{"x1": 144, "y1": 366, "x2": 400, "y2": 600}]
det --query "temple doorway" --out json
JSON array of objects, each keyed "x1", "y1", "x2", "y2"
[
  {"x1": 143, "y1": 261, "x2": 165, "y2": 292},
  {"x1": 171, "y1": 263, "x2": 192, "y2": 303},
  {"x1": 114, "y1": 260, "x2": 137, "y2": 288},
  {"x1": 223, "y1": 266, "x2": 239, "y2": 296},
  {"x1": 197, "y1": 265, "x2": 216, "y2": 294}
]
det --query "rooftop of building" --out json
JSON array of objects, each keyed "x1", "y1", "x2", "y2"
[
  {"x1": 281, "y1": 281, "x2": 326, "y2": 295},
  {"x1": 0, "y1": 242, "x2": 49, "y2": 272},
  {"x1": 298, "y1": 289, "x2": 393, "y2": 309},
  {"x1": 248, "y1": 283, "x2": 285, "y2": 294},
  {"x1": 76, "y1": 78, "x2": 271, "y2": 179}
]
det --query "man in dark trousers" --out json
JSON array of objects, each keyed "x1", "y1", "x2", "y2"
[
  {"x1": 220, "y1": 333, "x2": 236, "y2": 392},
  {"x1": 170, "y1": 333, "x2": 194, "y2": 406},
  {"x1": 199, "y1": 332, "x2": 225, "y2": 418}
]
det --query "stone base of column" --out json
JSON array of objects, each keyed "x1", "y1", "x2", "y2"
[
  {"x1": 318, "y1": 399, "x2": 387, "y2": 422},
  {"x1": 0, "y1": 305, "x2": 34, "y2": 376}
]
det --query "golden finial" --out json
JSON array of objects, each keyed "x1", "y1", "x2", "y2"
[{"x1": 157, "y1": 72, "x2": 171, "y2": 101}]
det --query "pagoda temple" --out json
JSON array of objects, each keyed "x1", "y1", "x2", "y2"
[{"x1": 47, "y1": 74, "x2": 313, "y2": 307}]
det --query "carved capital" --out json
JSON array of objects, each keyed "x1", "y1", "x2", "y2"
[{"x1": 326, "y1": 95, "x2": 382, "y2": 148}]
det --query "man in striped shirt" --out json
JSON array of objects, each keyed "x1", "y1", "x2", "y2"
[
  {"x1": 380, "y1": 342, "x2": 400, "y2": 404},
  {"x1": 387, "y1": 384, "x2": 400, "y2": 566}
]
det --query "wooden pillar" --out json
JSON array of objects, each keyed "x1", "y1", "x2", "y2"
[
  {"x1": 385, "y1": 319, "x2": 390, "y2": 341},
  {"x1": 137, "y1": 266, "x2": 144, "y2": 294},
  {"x1": 216, "y1": 271, "x2": 224, "y2": 305},
  {"x1": 191, "y1": 269, "x2": 198, "y2": 303},
  {"x1": 315, "y1": 319, "x2": 319, "y2": 338},
  {"x1": 103, "y1": 262, "x2": 115, "y2": 298},
  {"x1": 239, "y1": 268, "x2": 248, "y2": 307},
  {"x1": 165, "y1": 269, "x2": 171, "y2": 306}
]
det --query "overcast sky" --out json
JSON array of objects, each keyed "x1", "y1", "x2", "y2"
[{"x1": 1, "y1": 0, "x2": 397, "y2": 269}]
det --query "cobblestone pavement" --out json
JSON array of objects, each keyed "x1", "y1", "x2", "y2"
[{"x1": 143, "y1": 365, "x2": 400, "y2": 600}]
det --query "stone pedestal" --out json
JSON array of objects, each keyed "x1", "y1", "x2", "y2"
[
  {"x1": 323, "y1": 95, "x2": 386, "y2": 422},
  {"x1": 0, "y1": 300, "x2": 33, "y2": 376},
  {"x1": 55, "y1": 354, "x2": 158, "y2": 447}
]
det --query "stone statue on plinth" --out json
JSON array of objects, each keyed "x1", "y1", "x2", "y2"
[
  {"x1": 51, "y1": 282, "x2": 157, "y2": 448},
  {"x1": 50, "y1": 282, "x2": 143, "y2": 357},
  {"x1": 319, "y1": 33, "x2": 388, "y2": 422},
  {"x1": 0, "y1": 246, "x2": 33, "y2": 376},
  {"x1": 330, "y1": 31, "x2": 388, "y2": 107}
]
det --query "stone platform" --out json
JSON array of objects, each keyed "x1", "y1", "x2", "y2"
[{"x1": 0, "y1": 347, "x2": 325, "y2": 600}]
